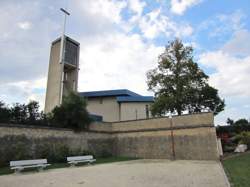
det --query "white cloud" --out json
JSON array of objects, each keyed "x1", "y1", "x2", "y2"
[
  {"x1": 170, "y1": 0, "x2": 201, "y2": 15},
  {"x1": 199, "y1": 51, "x2": 250, "y2": 97},
  {"x1": 138, "y1": 9, "x2": 193, "y2": 39},
  {"x1": 0, "y1": 77, "x2": 46, "y2": 108},
  {"x1": 128, "y1": 0, "x2": 146, "y2": 15},
  {"x1": 18, "y1": 21, "x2": 32, "y2": 30},
  {"x1": 222, "y1": 29, "x2": 250, "y2": 57},
  {"x1": 78, "y1": 33, "x2": 163, "y2": 95},
  {"x1": 76, "y1": 0, "x2": 127, "y2": 24}
]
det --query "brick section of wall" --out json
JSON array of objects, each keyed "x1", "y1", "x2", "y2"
[{"x1": 0, "y1": 113, "x2": 219, "y2": 161}]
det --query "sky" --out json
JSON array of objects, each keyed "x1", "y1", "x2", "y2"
[{"x1": 0, "y1": 0, "x2": 250, "y2": 125}]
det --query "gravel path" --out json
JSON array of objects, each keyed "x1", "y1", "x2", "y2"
[{"x1": 0, "y1": 160, "x2": 229, "y2": 187}]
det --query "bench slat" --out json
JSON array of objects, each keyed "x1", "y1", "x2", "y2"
[
  {"x1": 68, "y1": 159, "x2": 96, "y2": 163},
  {"x1": 67, "y1": 155, "x2": 94, "y2": 162},
  {"x1": 10, "y1": 159, "x2": 48, "y2": 167},
  {"x1": 11, "y1": 164, "x2": 50, "y2": 170}
]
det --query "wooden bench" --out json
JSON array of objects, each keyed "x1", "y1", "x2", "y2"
[
  {"x1": 10, "y1": 159, "x2": 50, "y2": 173},
  {"x1": 67, "y1": 155, "x2": 96, "y2": 166}
]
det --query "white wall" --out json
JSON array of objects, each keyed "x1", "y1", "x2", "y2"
[
  {"x1": 86, "y1": 97, "x2": 120, "y2": 122},
  {"x1": 120, "y1": 102, "x2": 152, "y2": 121}
]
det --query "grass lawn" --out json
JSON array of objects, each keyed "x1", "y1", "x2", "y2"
[
  {"x1": 0, "y1": 156, "x2": 137, "y2": 176},
  {"x1": 223, "y1": 152, "x2": 250, "y2": 187}
]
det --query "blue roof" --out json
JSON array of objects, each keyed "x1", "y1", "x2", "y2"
[
  {"x1": 79, "y1": 89, "x2": 141, "y2": 98},
  {"x1": 116, "y1": 96, "x2": 154, "y2": 102}
]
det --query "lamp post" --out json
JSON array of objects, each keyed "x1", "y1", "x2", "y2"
[{"x1": 59, "y1": 8, "x2": 70, "y2": 105}]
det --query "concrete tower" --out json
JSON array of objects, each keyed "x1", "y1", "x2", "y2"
[{"x1": 44, "y1": 36, "x2": 80, "y2": 113}]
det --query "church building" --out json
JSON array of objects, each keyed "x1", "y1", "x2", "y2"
[
  {"x1": 80, "y1": 89, "x2": 153, "y2": 122},
  {"x1": 44, "y1": 35, "x2": 154, "y2": 122}
]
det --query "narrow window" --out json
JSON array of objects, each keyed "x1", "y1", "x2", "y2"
[
  {"x1": 145, "y1": 105, "x2": 149, "y2": 119},
  {"x1": 99, "y1": 98, "x2": 103, "y2": 104},
  {"x1": 64, "y1": 72, "x2": 68, "y2": 81}
]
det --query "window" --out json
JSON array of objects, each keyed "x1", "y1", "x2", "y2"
[
  {"x1": 99, "y1": 98, "x2": 103, "y2": 104},
  {"x1": 63, "y1": 72, "x2": 68, "y2": 81},
  {"x1": 65, "y1": 39, "x2": 78, "y2": 66}
]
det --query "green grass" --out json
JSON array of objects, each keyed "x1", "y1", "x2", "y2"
[
  {"x1": 0, "y1": 157, "x2": 137, "y2": 176},
  {"x1": 223, "y1": 152, "x2": 250, "y2": 187}
]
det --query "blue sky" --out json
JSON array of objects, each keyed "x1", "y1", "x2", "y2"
[{"x1": 0, "y1": 0, "x2": 250, "y2": 125}]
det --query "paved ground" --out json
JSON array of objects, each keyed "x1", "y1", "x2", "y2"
[{"x1": 0, "y1": 160, "x2": 229, "y2": 187}]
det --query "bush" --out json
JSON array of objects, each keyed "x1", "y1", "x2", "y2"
[{"x1": 235, "y1": 131, "x2": 250, "y2": 148}]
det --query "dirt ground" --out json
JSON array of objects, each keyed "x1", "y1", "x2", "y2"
[{"x1": 0, "y1": 160, "x2": 229, "y2": 187}]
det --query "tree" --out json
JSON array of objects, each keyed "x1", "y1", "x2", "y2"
[
  {"x1": 0, "y1": 101, "x2": 11, "y2": 123},
  {"x1": 10, "y1": 103, "x2": 27, "y2": 124},
  {"x1": 26, "y1": 101, "x2": 40, "y2": 125},
  {"x1": 147, "y1": 39, "x2": 225, "y2": 116},
  {"x1": 226, "y1": 118, "x2": 234, "y2": 126},
  {"x1": 234, "y1": 118, "x2": 249, "y2": 126},
  {"x1": 51, "y1": 92, "x2": 91, "y2": 130}
]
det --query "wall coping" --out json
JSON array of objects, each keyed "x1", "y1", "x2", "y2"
[
  {"x1": 86, "y1": 124, "x2": 214, "y2": 134},
  {"x1": 0, "y1": 123, "x2": 74, "y2": 131},
  {"x1": 111, "y1": 112, "x2": 213, "y2": 123},
  {"x1": 0, "y1": 112, "x2": 213, "y2": 134},
  {"x1": 0, "y1": 123, "x2": 214, "y2": 134}
]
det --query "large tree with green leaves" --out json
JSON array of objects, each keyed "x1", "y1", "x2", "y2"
[
  {"x1": 147, "y1": 39, "x2": 225, "y2": 116},
  {"x1": 51, "y1": 92, "x2": 91, "y2": 130}
]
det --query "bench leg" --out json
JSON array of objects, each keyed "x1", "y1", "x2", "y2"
[
  {"x1": 14, "y1": 168, "x2": 22, "y2": 174},
  {"x1": 38, "y1": 167, "x2": 44, "y2": 172}
]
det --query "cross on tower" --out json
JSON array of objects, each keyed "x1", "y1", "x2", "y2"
[{"x1": 59, "y1": 8, "x2": 70, "y2": 104}]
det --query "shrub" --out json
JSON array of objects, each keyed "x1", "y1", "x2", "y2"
[
  {"x1": 51, "y1": 92, "x2": 92, "y2": 131},
  {"x1": 235, "y1": 131, "x2": 250, "y2": 148}
]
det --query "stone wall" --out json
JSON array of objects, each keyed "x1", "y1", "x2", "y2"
[
  {"x1": 0, "y1": 125, "x2": 113, "y2": 159},
  {"x1": 0, "y1": 112, "x2": 219, "y2": 161}
]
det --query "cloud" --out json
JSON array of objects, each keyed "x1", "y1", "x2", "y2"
[
  {"x1": 138, "y1": 8, "x2": 193, "y2": 39},
  {"x1": 74, "y1": 0, "x2": 127, "y2": 25},
  {"x1": 128, "y1": 0, "x2": 146, "y2": 16},
  {"x1": 199, "y1": 51, "x2": 250, "y2": 97},
  {"x1": 222, "y1": 29, "x2": 250, "y2": 57},
  {"x1": 17, "y1": 21, "x2": 32, "y2": 30},
  {"x1": 0, "y1": 78, "x2": 46, "y2": 108},
  {"x1": 170, "y1": 0, "x2": 201, "y2": 15},
  {"x1": 198, "y1": 10, "x2": 246, "y2": 39},
  {"x1": 78, "y1": 33, "x2": 164, "y2": 95}
]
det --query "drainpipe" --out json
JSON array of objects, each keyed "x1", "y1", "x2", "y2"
[{"x1": 170, "y1": 114, "x2": 176, "y2": 160}]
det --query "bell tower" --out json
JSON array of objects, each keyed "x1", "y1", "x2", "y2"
[{"x1": 44, "y1": 8, "x2": 80, "y2": 113}]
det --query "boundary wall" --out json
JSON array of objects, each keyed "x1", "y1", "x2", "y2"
[{"x1": 0, "y1": 112, "x2": 219, "y2": 160}]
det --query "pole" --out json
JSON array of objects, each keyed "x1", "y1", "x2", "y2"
[
  {"x1": 170, "y1": 114, "x2": 176, "y2": 160},
  {"x1": 59, "y1": 8, "x2": 70, "y2": 105}
]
